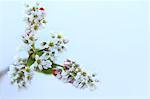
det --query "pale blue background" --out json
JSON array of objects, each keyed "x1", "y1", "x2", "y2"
[{"x1": 0, "y1": 0, "x2": 149, "y2": 99}]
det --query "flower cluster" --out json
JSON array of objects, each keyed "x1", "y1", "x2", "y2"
[
  {"x1": 8, "y1": 3, "x2": 47, "y2": 88},
  {"x1": 8, "y1": 58, "x2": 33, "y2": 88},
  {"x1": 40, "y1": 33, "x2": 69, "y2": 62},
  {"x1": 8, "y1": 3, "x2": 99, "y2": 90},
  {"x1": 22, "y1": 3, "x2": 46, "y2": 48},
  {"x1": 52, "y1": 59, "x2": 99, "y2": 90},
  {"x1": 25, "y1": 3, "x2": 46, "y2": 33}
]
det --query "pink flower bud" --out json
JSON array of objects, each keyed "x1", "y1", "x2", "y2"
[{"x1": 52, "y1": 68, "x2": 62, "y2": 76}]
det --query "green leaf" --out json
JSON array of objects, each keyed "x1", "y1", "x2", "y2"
[
  {"x1": 27, "y1": 54, "x2": 35, "y2": 66},
  {"x1": 40, "y1": 68, "x2": 53, "y2": 75}
]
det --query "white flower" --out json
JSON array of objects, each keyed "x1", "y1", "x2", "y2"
[
  {"x1": 25, "y1": 9, "x2": 32, "y2": 15},
  {"x1": 41, "y1": 42, "x2": 49, "y2": 49},
  {"x1": 8, "y1": 64, "x2": 34, "y2": 88},
  {"x1": 34, "y1": 18, "x2": 40, "y2": 23},
  {"x1": 73, "y1": 80, "x2": 79, "y2": 87},
  {"x1": 32, "y1": 55, "x2": 52, "y2": 71},
  {"x1": 22, "y1": 33, "x2": 37, "y2": 46},
  {"x1": 24, "y1": 5, "x2": 46, "y2": 34},
  {"x1": 51, "y1": 59, "x2": 99, "y2": 90},
  {"x1": 32, "y1": 11, "x2": 39, "y2": 16}
]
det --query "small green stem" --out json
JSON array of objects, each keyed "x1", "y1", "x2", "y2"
[{"x1": 53, "y1": 63, "x2": 64, "y2": 68}]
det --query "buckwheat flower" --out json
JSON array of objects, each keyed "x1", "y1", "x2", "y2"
[
  {"x1": 52, "y1": 68, "x2": 62, "y2": 76},
  {"x1": 32, "y1": 54, "x2": 52, "y2": 71},
  {"x1": 38, "y1": 24, "x2": 45, "y2": 30},
  {"x1": 52, "y1": 59, "x2": 99, "y2": 90},
  {"x1": 25, "y1": 8, "x2": 32, "y2": 15},
  {"x1": 40, "y1": 39, "x2": 65, "y2": 62},
  {"x1": 24, "y1": 67, "x2": 34, "y2": 82},
  {"x1": 32, "y1": 10, "x2": 39, "y2": 16},
  {"x1": 33, "y1": 19, "x2": 39, "y2": 24},
  {"x1": 22, "y1": 33, "x2": 37, "y2": 47},
  {"x1": 24, "y1": 4, "x2": 46, "y2": 33},
  {"x1": 48, "y1": 33, "x2": 69, "y2": 53},
  {"x1": 40, "y1": 41, "x2": 48, "y2": 49},
  {"x1": 40, "y1": 47, "x2": 57, "y2": 62},
  {"x1": 39, "y1": 7, "x2": 45, "y2": 11},
  {"x1": 8, "y1": 64, "x2": 33, "y2": 88},
  {"x1": 48, "y1": 51, "x2": 57, "y2": 62}
]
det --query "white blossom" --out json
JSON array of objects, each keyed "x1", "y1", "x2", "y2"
[
  {"x1": 32, "y1": 55, "x2": 52, "y2": 71},
  {"x1": 8, "y1": 64, "x2": 33, "y2": 88},
  {"x1": 52, "y1": 59, "x2": 99, "y2": 90}
]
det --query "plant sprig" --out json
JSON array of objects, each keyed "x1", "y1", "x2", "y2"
[{"x1": 8, "y1": 3, "x2": 99, "y2": 90}]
